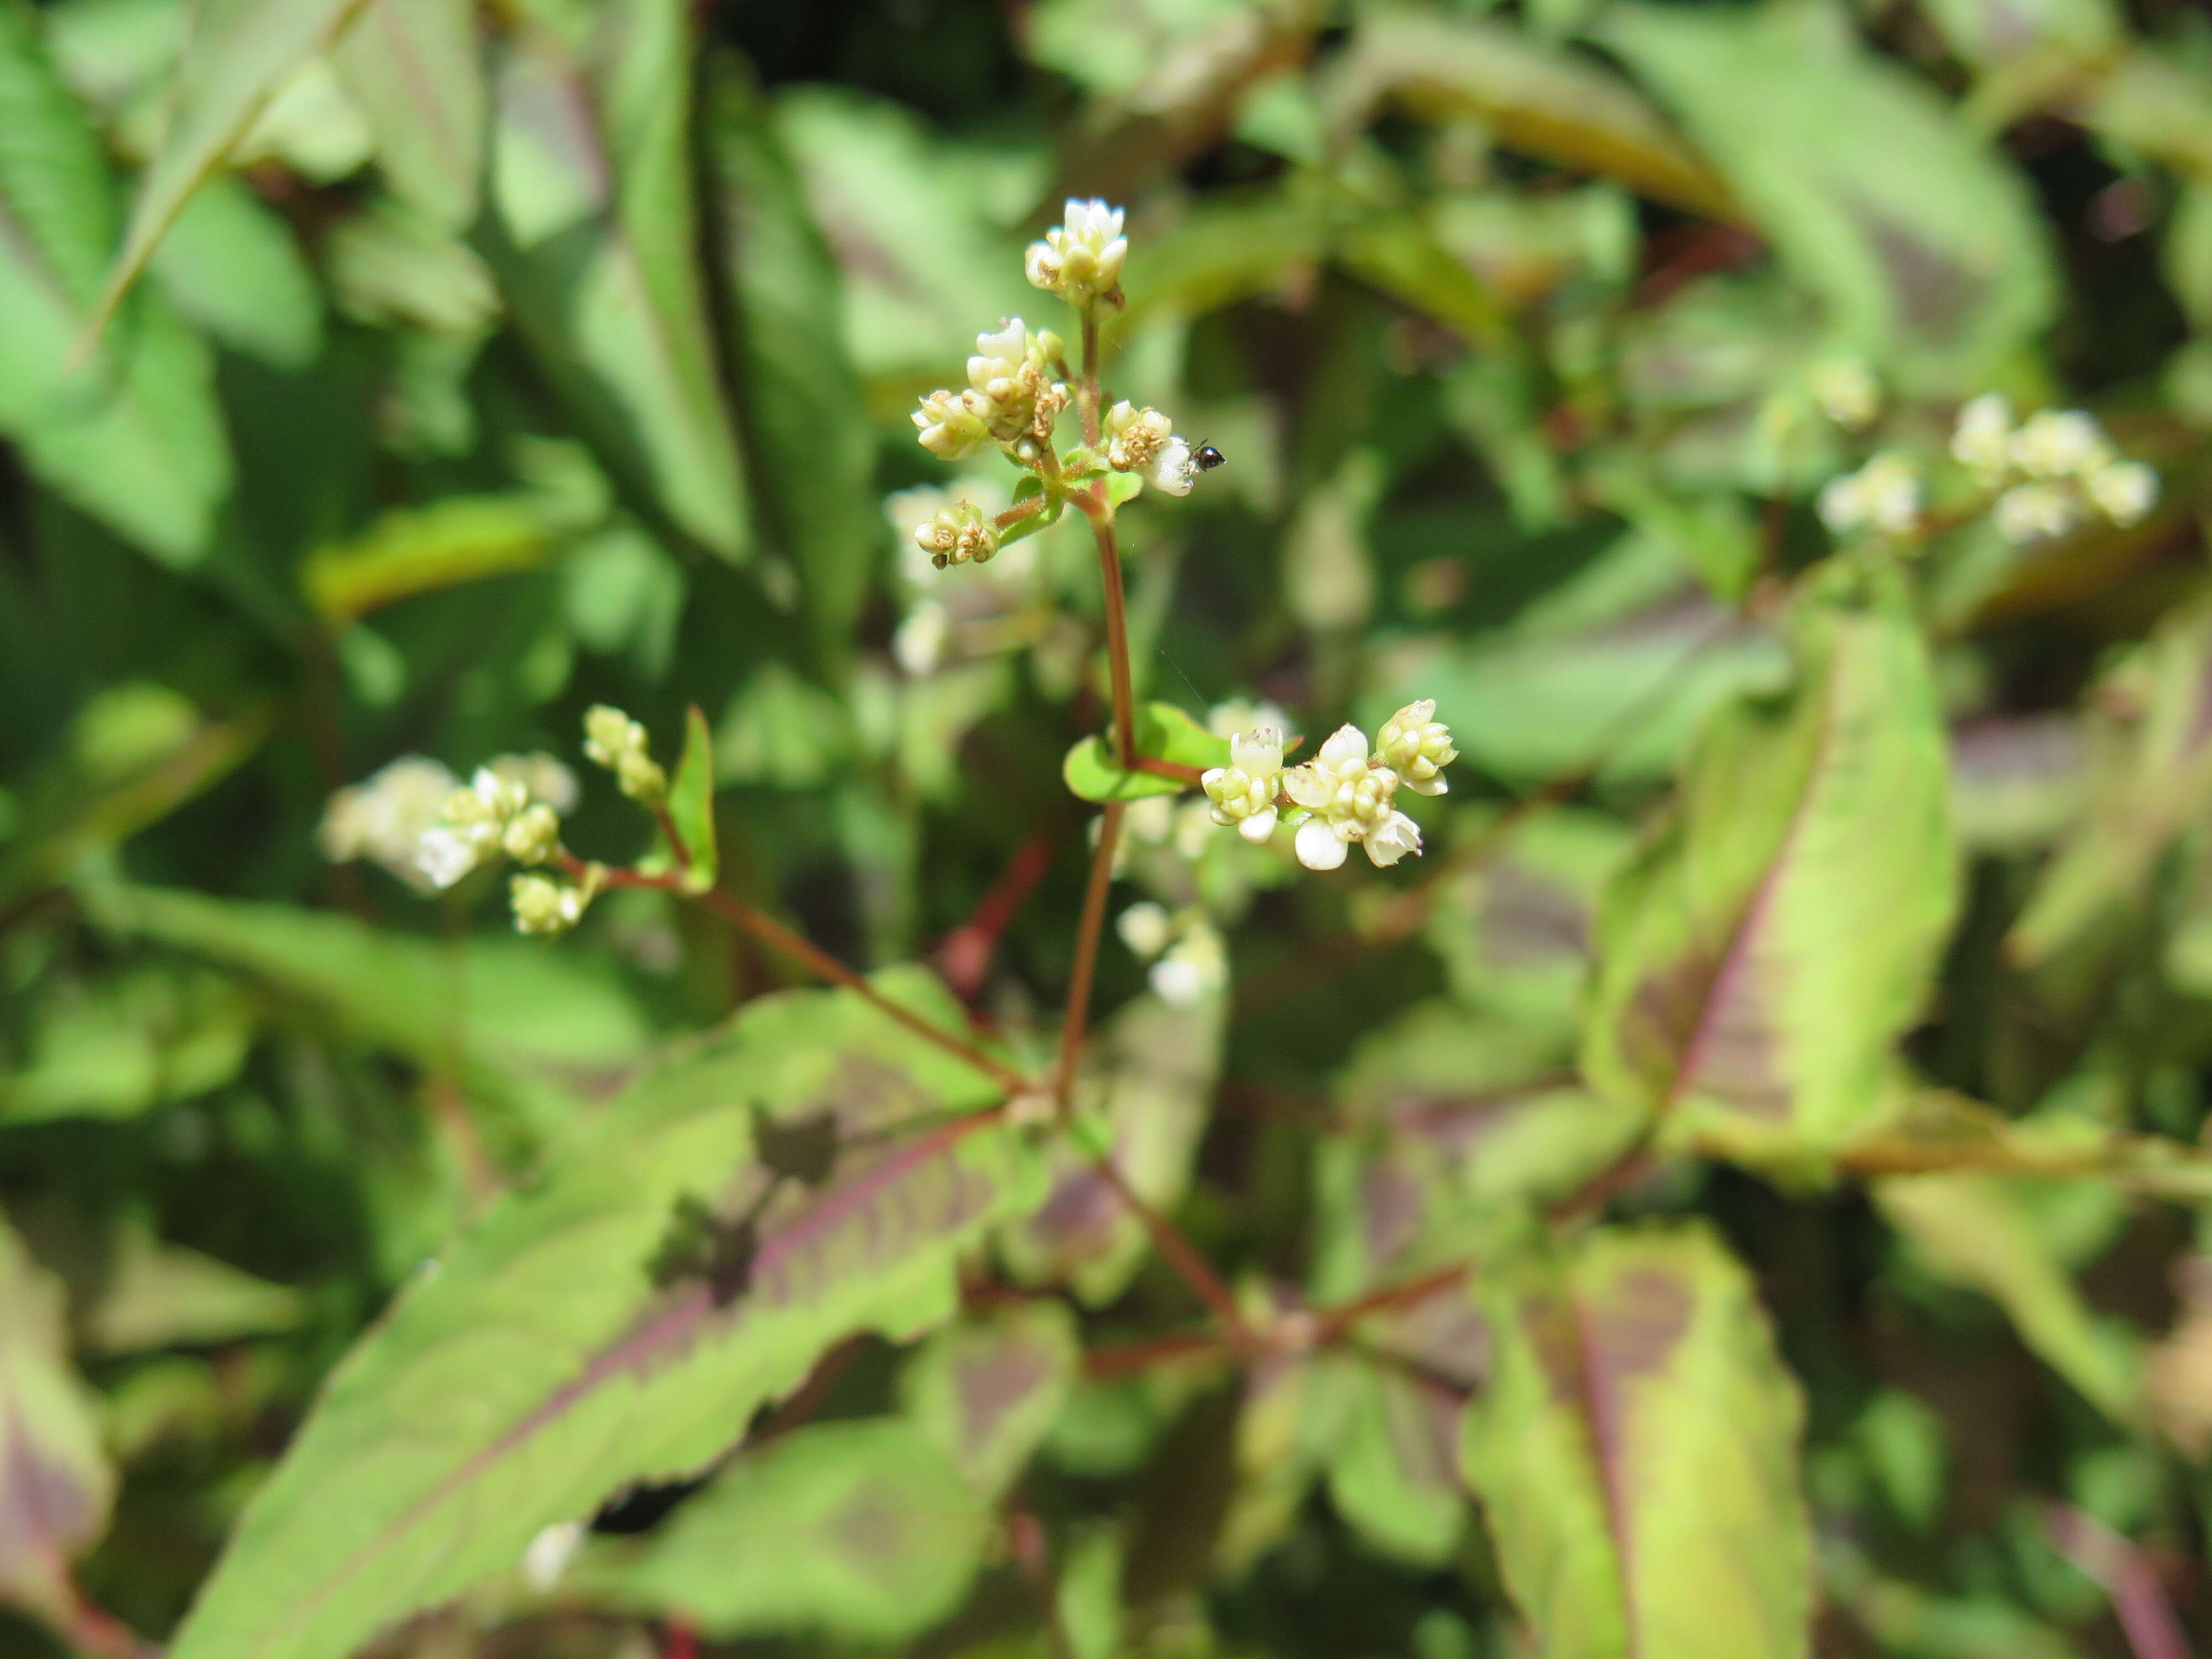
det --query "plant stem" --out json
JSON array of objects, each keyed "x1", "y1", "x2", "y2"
[
  {"x1": 575, "y1": 859, "x2": 1034, "y2": 1097},
  {"x1": 1088, "y1": 1147, "x2": 1248, "y2": 1339},
  {"x1": 1088, "y1": 504, "x2": 1138, "y2": 770},
  {"x1": 1079, "y1": 310, "x2": 1101, "y2": 447},
  {"x1": 1054, "y1": 799, "x2": 1123, "y2": 1109}
]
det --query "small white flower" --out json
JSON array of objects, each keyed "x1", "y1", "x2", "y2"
[
  {"x1": 1808, "y1": 358, "x2": 1880, "y2": 431},
  {"x1": 1818, "y1": 453, "x2": 1920, "y2": 538},
  {"x1": 511, "y1": 872, "x2": 587, "y2": 935},
  {"x1": 1993, "y1": 482, "x2": 2082, "y2": 545},
  {"x1": 1374, "y1": 700, "x2": 1456, "y2": 796},
  {"x1": 2010, "y1": 409, "x2": 2114, "y2": 480},
  {"x1": 1364, "y1": 810, "x2": 1423, "y2": 869},
  {"x1": 1201, "y1": 724, "x2": 1285, "y2": 843},
  {"x1": 1104, "y1": 401, "x2": 1175, "y2": 474},
  {"x1": 1150, "y1": 921, "x2": 1227, "y2": 1007},
  {"x1": 319, "y1": 756, "x2": 460, "y2": 891},
  {"x1": 2086, "y1": 460, "x2": 2158, "y2": 527},
  {"x1": 893, "y1": 600, "x2": 950, "y2": 676},
  {"x1": 488, "y1": 753, "x2": 578, "y2": 815},
  {"x1": 1951, "y1": 393, "x2": 2013, "y2": 480},
  {"x1": 912, "y1": 499, "x2": 998, "y2": 568},
  {"x1": 1025, "y1": 197, "x2": 1128, "y2": 306},
  {"x1": 520, "y1": 1520, "x2": 586, "y2": 1591},
  {"x1": 1117, "y1": 901, "x2": 1174, "y2": 959},
  {"x1": 1294, "y1": 818, "x2": 1348, "y2": 871},
  {"x1": 416, "y1": 825, "x2": 486, "y2": 890},
  {"x1": 501, "y1": 802, "x2": 562, "y2": 866},
  {"x1": 1149, "y1": 437, "x2": 1197, "y2": 498},
  {"x1": 912, "y1": 388, "x2": 990, "y2": 461}
]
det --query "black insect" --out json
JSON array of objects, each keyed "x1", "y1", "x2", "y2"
[{"x1": 1192, "y1": 442, "x2": 1227, "y2": 473}]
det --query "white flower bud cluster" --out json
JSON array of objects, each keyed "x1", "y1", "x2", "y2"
[
  {"x1": 319, "y1": 755, "x2": 458, "y2": 892},
  {"x1": 1025, "y1": 198, "x2": 1128, "y2": 308},
  {"x1": 1115, "y1": 902, "x2": 1228, "y2": 1008},
  {"x1": 583, "y1": 705, "x2": 666, "y2": 802},
  {"x1": 912, "y1": 320, "x2": 1068, "y2": 461},
  {"x1": 510, "y1": 871, "x2": 591, "y2": 936},
  {"x1": 415, "y1": 759, "x2": 573, "y2": 891},
  {"x1": 1818, "y1": 452, "x2": 1922, "y2": 539},
  {"x1": 912, "y1": 499, "x2": 1000, "y2": 569},
  {"x1": 1950, "y1": 395, "x2": 2159, "y2": 545},
  {"x1": 1808, "y1": 358, "x2": 1881, "y2": 431},
  {"x1": 1200, "y1": 703, "x2": 1449, "y2": 873}
]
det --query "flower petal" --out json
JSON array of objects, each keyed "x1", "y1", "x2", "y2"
[
  {"x1": 1295, "y1": 819, "x2": 1348, "y2": 870},
  {"x1": 1317, "y1": 723, "x2": 1368, "y2": 770},
  {"x1": 1238, "y1": 807, "x2": 1279, "y2": 844}
]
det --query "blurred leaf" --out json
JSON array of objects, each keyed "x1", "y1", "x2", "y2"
[
  {"x1": 0, "y1": 1210, "x2": 115, "y2": 1633},
  {"x1": 81, "y1": 1224, "x2": 305, "y2": 1354},
  {"x1": 1, "y1": 965, "x2": 252, "y2": 1123},
  {"x1": 89, "y1": 0, "x2": 378, "y2": 337},
  {"x1": 1583, "y1": 578, "x2": 1959, "y2": 1159},
  {"x1": 1829, "y1": 1089, "x2": 2212, "y2": 1202},
  {"x1": 1325, "y1": 9, "x2": 1734, "y2": 218},
  {"x1": 1336, "y1": 214, "x2": 1506, "y2": 350},
  {"x1": 1918, "y1": 0, "x2": 2116, "y2": 68},
  {"x1": 1326, "y1": 1360, "x2": 1467, "y2": 1568},
  {"x1": 487, "y1": 2, "x2": 750, "y2": 560},
  {"x1": 1598, "y1": 3, "x2": 2055, "y2": 384},
  {"x1": 1118, "y1": 186, "x2": 1328, "y2": 328},
  {"x1": 709, "y1": 65, "x2": 877, "y2": 671},
  {"x1": 579, "y1": 1418, "x2": 995, "y2": 1642},
  {"x1": 301, "y1": 494, "x2": 556, "y2": 625},
  {"x1": 165, "y1": 973, "x2": 1030, "y2": 1659},
  {"x1": 1063, "y1": 702, "x2": 1230, "y2": 802},
  {"x1": 0, "y1": 0, "x2": 231, "y2": 564},
  {"x1": 1462, "y1": 1222, "x2": 1812, "y2": 1659},
  {"x1": 1877, "y1": 1174, "x2": 2140, "y2": 1426},
  {"x1": 901, "y1": 1300, "x2": 1080, "y2": 1496},
  {"x1": 2010, "y1": 598, "x2": 2212, "y2": 967},
  {"x1": 1220, "y1": 1346, "x2": 1359, "y2": 1574},
  {"x1": 656, "y1": 703, "x2": 717, "y2": 892},
  {"x1": 150, "y1": 172, "x2": 323, "y2": 368},
  {"x1": 1001, "y1": 993, "x2": 1225, "y2": 1305},
  {"x1": 331, "y1": 0, "x2": 482, "y2": 234},
  {"x1": 717, "y1": 664, "x2": 849, "y2": 791},
  {"x1": 1949, "y1": 714, "x2": 2089, "y2": 855}
]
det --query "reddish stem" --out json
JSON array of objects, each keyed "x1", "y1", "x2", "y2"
[
  {"x1": 935, "y1": 825, "x2": 1063, "y2": 999},
  {"x1": 1053, "y1": 801, "x2": 1124, "y2": 1109},
  {"x1": 663, "y1": 1617, "x2": 700, "y2": 1659},
  {"x1": 1131, "y1": 758, "x2": 1204, "y2": 784},
  {"x1": 1089, "y1": 1151, "x2": 1248, "y2": 1340},
  {"x1": 1082, "y1": 1328, "x2": 1227, "y2": 1378}
]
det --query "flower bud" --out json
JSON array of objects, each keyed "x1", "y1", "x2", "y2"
[
  {"x1": 1200, "y1": 726, "x2": 1285, "y2": 845},
  {"x1": 1025, "y1": 198, "x2": 1129, "y2": 307},
  {"x1": 502, "y1": 802, "x2": 561, "y2": 866},
  {"x1": 1994, "y1": 482, "x2": 2081, "y2": 545},
  {"x1": 2010, "y1": 409, "x2": 2114, "y2": 479},
  {"x1": 511, "y1": 873, "x2": 587, "y2": 935},
  {"x1": 2087, "y1": 460, "x2": 2158, "y2": 527},
  {"x1": 1104, "y1": 402, "x2": 1175, "y2": 473},
  {"x1": 912, "y1": 499, "x2": 1000, "y2": 569},
  {"x1": 1950, "y1": 393, "x2": 2012, "y2": 481},
  {"x1": 1808, "y1": 358, "x2": 1879, "y2": 431},
  {"x1": 1374, "y1": 700, "x2": 1456, "y2": 796},
  {"x1": 912, "y1": 388, "x2": 991, "y2": 461}
]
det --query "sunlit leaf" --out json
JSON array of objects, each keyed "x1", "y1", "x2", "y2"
[
  {"x1": 301, "y1": 494, "x2": 556, "y2": 625},
  {"x1": 81, "y1": 1225, "x2": 306, "y2": 1354},
  {"x1": 1462, "y1": 1223, "x2": 1812, "y2": 1659},
  {"x1": 1583, "y1": 575, "x2": 1959, "y2": 1159},
  {"x1": 0, "y1": 1211, "x2": 116, "y2": 1633},
  {"x1": 1063, "y1": 702, "x2": 1231, "y2": 803},
  {"x1": 0, "y1": 0, "x2": 231, "y2": 564},
  {"x1": 150, "y1": 172, "x2": 322, "y2": 368},
  {"x1": 331, "y1": 0, "x2": 482, "y2": 234},
  {"x1": 165, "y1": 973, "x2": 1032, "y2": 1659},
  {"x1": 656, "y1": 703, "x2": 718, "y2": 892}
]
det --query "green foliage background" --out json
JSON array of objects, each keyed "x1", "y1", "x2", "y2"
[{"x1": 7, "y1": 0, "x2": 2212, "y2": 1655}]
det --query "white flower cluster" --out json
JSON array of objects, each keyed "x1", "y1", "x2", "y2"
[
  {"x1": 319, "y1": 755, "x2": 460, "y2": 892},
  {"x1": 1116, "y1": 903, "x2": 1227, "y2": 1007},
  {"x1": 583, "y1": 705, "x2": 666, "y2": 802},
  {"x1": 913, "y1": 320, "x2": 1068, "y2": 461},
  {"x1": 1200, "y1": 701, "x2": 1453, "y2": 873},
  {"x1": 1025, "y1": 199, "x2": 1128, "y2": 307},
  {"x1": 510, "y1": 870, "x2": 593, "y2": 936},
  {"x1": 1103, "y1": 400, "x2": 1197, "y2": 498},
  {"x1": 415, "y1": 761, "x2": 571, "y2": 891},
  {"x1": 1808, "y1": 358, "x2": 1881, "y2": 431},
  {"x1": 1952, "y1": 395, "x2": 2158, "y2": 545},
  {"x1": 912, "y1": 499, "x2": 999, "y2": 569},
  {"x1": 1818, "y1": 452, "x2": 1922, "y2": 539}
]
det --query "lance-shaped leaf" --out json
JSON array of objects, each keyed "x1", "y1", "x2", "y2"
[
  {"x1": 577, "y1": 1417, "x2": 995, "y2": 1642},
  {"x1": 708, "y1": 65, "x2": 877, "y2": 671},
  {"x1": 1462, "y1": 1223, "x2": 1813, "y2": 1659},
  {"x1": 2010, "y1": 598, "x2": 2212, "y2": 967},
  {"x1": 166, "y1": 972, "x2": 1032, "y2": 1659},
  {"x1": 0, "y1": 1, "x2": 231, "y2": 565},
  {"x1": 1597, "y1": 3, "x2": 2055, "y2": 384},
  {"x1": 331, "y1": 0, "x2": 483, "y2": 235},
  {"x1": 88, "y1": 0, "x2": 379, "y2": 337},
  {"x1": 640, "y1": 705, "x2": 717, "y2": 892},
  {"x1": 0, "y1": 1211, "x2": 117, "y2": 1634},
  {"x1": 1582, "y1": 578, "x2": 1958, "y2": 1159},
  {"x1": 486, "y1": 1, "x2": 749, "y2": 561}
]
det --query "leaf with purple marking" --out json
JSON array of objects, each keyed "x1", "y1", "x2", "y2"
[
  {"x1": 1461, "y1": 1223, "x2": 1813, "y2": 1659},
  {"x1": 901, "y1": 1300, "x2": 1080, "y2": 1496},
  {"x1": 165, "y1": 970, "x2": 1036, "y2": 1659},
  {"x1": 1582, "y1": 577, "x2": 1958, "y2": 1159},
  {"x1": 0, "y1": 1211, "x2": 116, "y2": 1636}
]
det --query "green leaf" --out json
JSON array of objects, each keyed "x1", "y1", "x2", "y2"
[
  {"x1": 716, "y1": 664, "x2": 849, "y2": 791},
  {"x1": 88, "y1": 0, "x2": 379, "y2": 338},
  {"x1": 300, "y1": 494, "x2": 556, "y2": 625},
  {"x1": 1462, "y1": 1222, "x2": 1813, "y2": 1659},
  {"x1": 1326, "y1": 1359, "x2": 1468, "y2": 1568},
  {"x1": 2009, "y1": 597, "x2": 2212, "y2": 967},
  {"x1": 1336, "y1": 212, "x2": 1506, "y2": 349},
  {"x1": 1063, "y1": 702, "x2": 1232, "y2": 803},
  {"x1": 330, "y1": 0, "x2": 483, "y2": 234},
  {"x1": 1876, "y1": 1174, "x2": 2140, "y2": 1426},
  {"x1": 708, "y1": 64, "x2": 878, "y2": 671},
  {"x1": 662, "y1": 702, "x2": 718, "y2": 891},
  {"x1": 1582, "y1": 578, "x2": 1959, "y2": 1159},
  {"x1": 577, "y1": 1418, "x2": 995, "y2": 1642},
  {"x1": 165, "y1": 972, "x2": 1033, "y2": 1659},
  {"x1": 1597, "y1": 3, "x2": 2056, "y2": 384},
  {"x1": 0, "y1": 1210, "x2": 116, "y2": 1634},
  {"x1": 81, "y1": 1224, "x2": 306, "y2": 1354},
  {"x1": 486, "y1": 1, "x2": 750, "y2": 561},
  {"x1": 79, "y1": 881, "x2": 654, "y2": 1155},
  {"x1": 0, "y1": 0, "x2": 232, "y2": 565},
  {"x1": 901, "y1": 1300, "x2": 1080, "y2": 1496},
  {"x1": 1, "y1": 964, "x2": 252, "y2": 1123},
  {"x1": 1326, "y1": 9, "x2": 1734, "y2": 218},
  {"x1": 150, "y1": 172, "x2": 323, "y2": 368}
]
